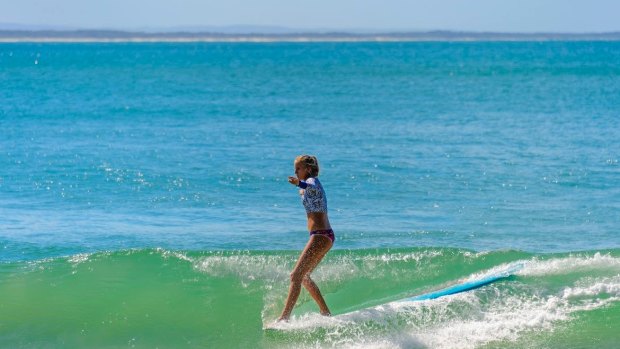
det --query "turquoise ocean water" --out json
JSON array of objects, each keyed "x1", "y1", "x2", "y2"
[{"x1": 1, "y1": 42, "x2": 619, "y2": 348}]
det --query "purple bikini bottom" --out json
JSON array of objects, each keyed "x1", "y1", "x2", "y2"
[{"x1": 309, "y1": 229, "x2": 335, "y2": 243}]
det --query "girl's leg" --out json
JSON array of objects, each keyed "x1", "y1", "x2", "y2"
[
  {"x1": 278, "y1": 235, "x2": 332, "y2": 321},
  {"x1": 302, "y1": 275, "x2": 331, "y2": 315}
]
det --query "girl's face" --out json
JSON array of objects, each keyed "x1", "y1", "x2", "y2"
[{"x1": 294, "y1": 161, "x2": 310, "y2": 180}]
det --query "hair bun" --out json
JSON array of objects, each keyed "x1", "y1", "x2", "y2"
[{"x1": 295, "y1": 155, "x2": 320, "y2": 177}]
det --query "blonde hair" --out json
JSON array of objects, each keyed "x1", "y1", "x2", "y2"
[{"x1": 295, "y1": 155, "x2": 320, "y2": 177}]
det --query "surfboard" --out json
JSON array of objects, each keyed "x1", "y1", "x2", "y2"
[
  {"x1": 398, "y1": 262, "x2": 524, "y2": 302},
  {"x1": 264, "y1": 262, "x2": 524, "y2": 330}
]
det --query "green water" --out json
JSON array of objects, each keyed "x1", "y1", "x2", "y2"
[{"x1": 2, "y1": 248, "x2": 619, "y2": 348}]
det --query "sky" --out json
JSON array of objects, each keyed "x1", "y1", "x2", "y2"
[{"x1": 1, "y1": 0, "x2": 620, "y2": 33}]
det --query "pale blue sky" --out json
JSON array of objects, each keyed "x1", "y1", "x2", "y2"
[{"x1": 1, "y1": 0, "x2": 619, "y2": 32}]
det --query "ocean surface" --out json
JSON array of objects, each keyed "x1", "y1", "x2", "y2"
[{"x1": 1, "y1": 41, "x2": 619, "y2": 348}]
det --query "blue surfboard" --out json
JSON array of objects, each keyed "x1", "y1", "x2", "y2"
[
  {"x1": 399, "y1": 262, "x2": 524, "y2": 302},
  {"x1": 264, "y1": 262, "x2": 524, "y2": 330}
]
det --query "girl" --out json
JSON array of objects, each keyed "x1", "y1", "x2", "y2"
[{"x1": 278, "y1": 155, "x2": 334, "y2": 321}]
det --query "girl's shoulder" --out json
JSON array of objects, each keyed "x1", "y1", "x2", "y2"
[{"x1": 306, "y1": 177, "x2": 320, "y2": 185}]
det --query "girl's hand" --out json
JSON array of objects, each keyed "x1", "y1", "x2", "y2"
[{"x1": 288, "y1": 176, "x2": 299, "y2": 186}]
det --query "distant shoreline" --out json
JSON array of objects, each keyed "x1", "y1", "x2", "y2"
[{"x1": 2, "y1": 30, "x2": 620, "y2": 42}]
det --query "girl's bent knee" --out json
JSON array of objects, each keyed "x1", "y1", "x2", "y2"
[{"x1": 290, "y1": 270, "x2": 305, "y2": 283}]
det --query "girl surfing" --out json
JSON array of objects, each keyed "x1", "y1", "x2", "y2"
[{"x1": 278, "y1": 155, "x2": 334, "y2": 321}]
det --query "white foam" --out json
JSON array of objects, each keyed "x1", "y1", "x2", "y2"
[
  {"x1": 193, "y1": 249, "x2": 449, "y2": 285},
  {"x1": 411, "y1": 294, "x2": 566, "y2": 348},
  {"x1": 519, "y1": 252, "x2": 620, "y2": 276},
  {"x1": 464, "y1": 261, "x2": 526, "y2": 281},
  {"x1": 68, "y1": 253, "x2": 91, "y2": 265},
  {"x1": 465, "y1": 253, "x2": 620, "y2": 282},
  {"x1": 266, "y1": 271, "x2": 620, "y2": 349},
  {"x1": 194, "y1": 253, "x2": 292, "y2": 284},
  {"x1": 156, "y1": 248, "x2": 194, "y2": 263},
  {"x1": 562, "y1": 275, "x2": 620, "y2": 299}
]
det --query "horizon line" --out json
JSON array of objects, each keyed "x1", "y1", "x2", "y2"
[
  {"x1": 1, "y1": 24, "x2": 620, "y2": 35},
  {"x1": 2, "y1": 29, "x2": 620, "y2": 43},
  {"x1": 3, "y1": 29, "x2": 620, "y2": 34}
]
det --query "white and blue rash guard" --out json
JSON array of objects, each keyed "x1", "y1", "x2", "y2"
[{"x1": 298, "y1": 177, "x2": 328, "y2": 213}]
